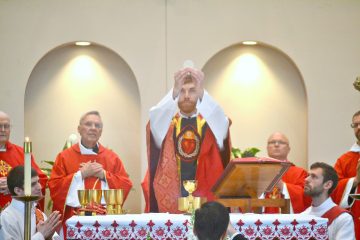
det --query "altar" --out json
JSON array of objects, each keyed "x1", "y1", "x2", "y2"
[{"x1": 66, "y1": 213, "x2": 328, "y2": 239}]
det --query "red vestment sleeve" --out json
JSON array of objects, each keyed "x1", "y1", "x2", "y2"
[{"x1": 48, "y1": 152, "x2": 76, "y2": 217}]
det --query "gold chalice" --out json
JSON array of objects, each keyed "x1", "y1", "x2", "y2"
[
  {"x1": 89, "y1": 189, "x2": 102, "y2": 204},
  {"x1": 78, "y1": 190, "x2": 90, "y2": 216},
  {"x1": 183, "y1": 180, "x2": 197, "y2": 198},
  {"x1": 104, "y1": 189, "x2": 116, "y2": 214},
  {"x1": 104, "y1": 189, "x2": 124, "y2": 214},
  {"x1": 114, "y1": 189, "x2": 124, "y2": 214},
  {"x1": 178, "y1": 180, "x2": 200, "y2": 214}
]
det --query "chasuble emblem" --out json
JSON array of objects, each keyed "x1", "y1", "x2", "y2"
[
  {"x1": 175, "y1": 126, "x2": 201, "y2": 162},
  {"x1": 0, "y1": 160, "x2": 12, "y2": 177}
]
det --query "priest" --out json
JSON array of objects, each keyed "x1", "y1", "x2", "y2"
[
  {"x1": 142, "y1": 64, "x2": 231, "y2": 213},
  {"x1": 264, "y1": 132, "x2": 311, "y2": 213},
  {"x1": 332, "y1": 110, "x2": 360, "y2": 240},
  {"x1": 48, "y1": 111, "x2": 133, "y2": 234}
]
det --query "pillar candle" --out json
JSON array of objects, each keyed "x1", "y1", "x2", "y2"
[{"x1": 24, "y1": 137, "x2": 32, "y2": 196}]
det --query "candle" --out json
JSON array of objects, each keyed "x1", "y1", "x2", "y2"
[{"x1": 24, "y1": 137, "x2": 32, "y2": 196}]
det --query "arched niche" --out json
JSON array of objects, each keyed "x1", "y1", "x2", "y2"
[
  {"x1": 203, "y1": 42, "x2": 308, "y2": 168},
  {"x1": 24, "y1": 42, "x2": 141, "y2": 213}
]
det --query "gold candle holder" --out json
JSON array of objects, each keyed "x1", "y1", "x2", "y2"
[{"x1": 13, "y1": 195, "x2": 43, "y2": 240}]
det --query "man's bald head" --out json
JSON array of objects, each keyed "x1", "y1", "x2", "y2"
[
  {"x1": 267, "y1": 132, "x2": 290, "y2": 161},
  {"x1": 0, "y1": 111, "x2": 11, "y2": 147}
]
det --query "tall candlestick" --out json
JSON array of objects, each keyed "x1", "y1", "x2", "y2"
[{"x1": 24, "y1": 137, "x2": 32, "y2": 196}]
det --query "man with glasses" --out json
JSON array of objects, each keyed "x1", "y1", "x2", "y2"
[
  {"x1": 48, "y1": 111, "x2": 133, "y2": 235},
  {"x1": 264, "y1": 132, "x2": 310, "y2": 213},
  {"x1": 0, "y1": 111, "x2": 47, "y2": 210},
  {"x1": 333, "y1": 110, "x2": 360, "y2": 239}
]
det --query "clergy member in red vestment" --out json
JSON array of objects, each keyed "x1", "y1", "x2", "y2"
[
  {"x1": 264, "y1": 132, "x2": 311, "y2": 213},
  {"x1": 48, "y1": 111, "x2": 133, "y2": 233},
  {"x1": 0, "y1": 111, "x2": 48, "y2": 210},
  {"x1": 332, "y1": 110, "x2": 360, "y2": 240},
  {"x1": 141, "y1": 65, "x2": 231, "y2": 213}
]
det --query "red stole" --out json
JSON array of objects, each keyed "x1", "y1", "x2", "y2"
[{"x1": 322, "y1": 206, "x2": 351, "y2": 226}]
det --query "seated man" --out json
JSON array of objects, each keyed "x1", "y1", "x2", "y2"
[
  {"x1": 0, "y1": 111, "x2": 47, "y2": 210},
  {"x1": 302, "y1": 162, "x2": 355, "y2": 240},
  {"x1": 48, "y1": 111, "x2": 133, "y2": 231},
  {"x1": 264, "y1": 132, "x2": 310, "y2": 213},
  {"x1": 142, "y1": 65, "x2": 231, "y2": 213},
  {"x1": 0, "y1": 166, "x2": 61, "y2": 240},
  {"x1": 194, "y1": 201, "x2": 246, "y2": 240}
]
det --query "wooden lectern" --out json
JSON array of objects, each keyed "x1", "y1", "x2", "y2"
[{"x1": 212, "y1": 157, "x2": 292, "y2": 213}]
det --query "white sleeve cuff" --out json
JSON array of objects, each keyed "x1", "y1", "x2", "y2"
[
  {"x1": 339, "y1": 177, "x2": 355, "y2": 208},
  {"x1": 65, "y1": 171, "x2": 84, "y2": 207}
]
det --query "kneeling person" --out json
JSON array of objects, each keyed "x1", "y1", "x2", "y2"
[
  {"x1": 302, "y1": 162, "x2": 355, "y2": 240},
  {"x1": 0, "y1": 166, "x2": 61, "y2": 240}
]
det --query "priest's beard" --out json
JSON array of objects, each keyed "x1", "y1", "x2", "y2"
[{"x1": 304, "y1": 186, "x2": 323, "y2": 198}]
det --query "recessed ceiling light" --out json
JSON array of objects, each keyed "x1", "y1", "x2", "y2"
[
  {"x1": 242, "y1": 41, "x2": 257, "y2": 45},
  {"x1": 75, "y1": 41, "x2": 91, "y2": 46}
]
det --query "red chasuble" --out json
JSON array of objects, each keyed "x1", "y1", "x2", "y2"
[
  {"x1": 332, "y1": 151, "x2": 360, "y2": 240},
  {"x1": 265, "y1": 165, "x2": 311, "y2": 213},
  {"x1": 48, "y1": 144, "x2": 133, "y2": 226},
  {"x1": 0, "y1": 141, "x2": 48, "y2": 210},
  {"x1": 142, "y1": 114, "x2": 230, "y2": 213}
]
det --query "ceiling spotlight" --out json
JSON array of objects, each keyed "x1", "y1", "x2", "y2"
[
  {"x1": 242, "y1": 41, "x2": 257, "y2": 45},
  {"x1": 75, "y1": 41, "x2": 91, "y2": 46}
]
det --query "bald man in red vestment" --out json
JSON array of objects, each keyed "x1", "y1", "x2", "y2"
[
  {"x1": 142, "y1": 65, "x2": 231, "y2": 213},
  {"x1": 48, "y1": 111, "x2": 133, "y2": 236},
  {"x1": 332, "y1": 110, "x2": 360, "y2": 240},
  {"x1": 0, "y1": 111, "x2": 47, "y2": 210},
  {"x1": 264, "y1": 132, "x2": 311, "y2": 213}
]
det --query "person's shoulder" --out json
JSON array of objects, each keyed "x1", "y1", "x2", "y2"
[
  {"x1": 335, "y1": 210, "x2": 354, "y2": 224},
  {"x1": 337, "y1": 151, "x2": 358, "y2": 162},
  {"x1": 57, "y1": 144, "x2": 79, "y2": 158},
  {"x1": 5, "y1": 141, "x2": 23, "y2": 152},
  {"x1": 98, "y1": 144, "x2": 118, "y2": 156}
]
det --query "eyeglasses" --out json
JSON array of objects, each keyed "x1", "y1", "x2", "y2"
[
  {"x1": 268, "y1": 140, "x2": 288, "y2": 146},
  {"x1": 0, "y1": 124, "x2": 11, "y2": 131},
  {"x1": 82, "y1": 122, "x2": 103, "y2": 129},
  {"x1": 351, "y1": 122, "x2": 360, "y2": 128}
]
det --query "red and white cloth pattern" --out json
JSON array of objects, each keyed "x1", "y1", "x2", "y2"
[{"x1": 66, "y1": 213, "x2": 328, "y2": 240}]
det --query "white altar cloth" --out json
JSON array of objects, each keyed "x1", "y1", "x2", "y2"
[{"x1": 66, "y1": 213, "x2": 328, "y2": 239}]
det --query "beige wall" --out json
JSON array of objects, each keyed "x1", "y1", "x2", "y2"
[
  {"x1": 203, "y1": 43, "x2": 307, "y2": 167},
  {"x1": 0, "y1": 0, "x2": 360, "y2": 212}
]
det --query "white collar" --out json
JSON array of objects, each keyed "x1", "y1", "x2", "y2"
[
  {"x1": 350, "y1": 143, "x2": 360, "y2": 152},
  {"x1": 79, "y1": 142, "x2": 98, "y2": 155},
  {"x1": 310, "y1": 197, "x2": 336, "y2": 214}
]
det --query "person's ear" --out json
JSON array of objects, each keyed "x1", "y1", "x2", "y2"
[
  {"x1": 14, "y1": 186, "x2": 23, "y2": 196},
  {"x1": 323, "y1": 180, "x2": 333, "y2": 191}
]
